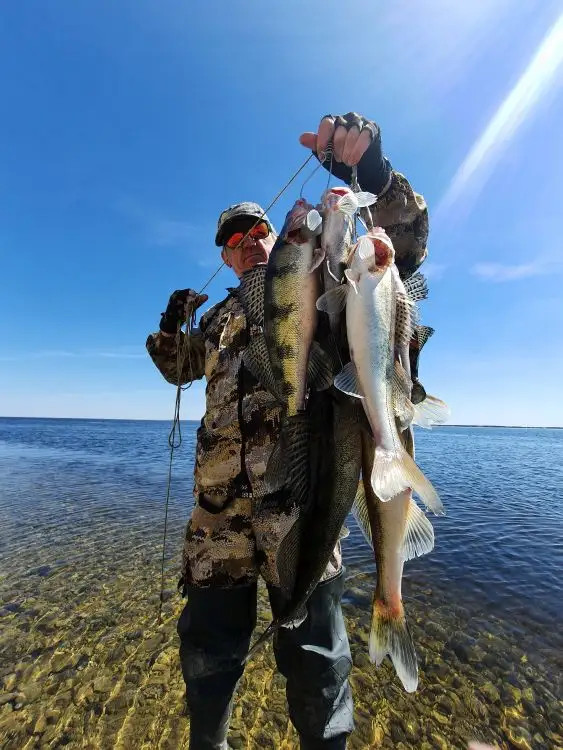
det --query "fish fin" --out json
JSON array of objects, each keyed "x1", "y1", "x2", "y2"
[
  {"x1": 307, "y1": 341, "x2": 333, "y2": 391},
  {"x1": 238, "y1": 264, "x2": 266, "y2": 326},
  {"x1": 392, "y1": 361, "x2": 414, "y2": 430},
  {"x1": 369, "y1": 599, "x2": 418, "y2": 693},
  {"x1": 334, "y1": 361, "x2": 364, "y2": 399},
  {"x1": 316, "y1": 284, "x2": 348, "y2": 314},
  {"x1": 344, "y1": 269, "x2": 360, "y2": 293},
  {"x1": 265, "y1": 413, "x2": 311, "y2": 501},
  {"x1": 280, "y1": 606, "x2": 308, "y2": 629},
  {"x1": 356, "y1": 235, "x2": 374, "y2": 261},
  {"x1": 352, "y1": 480, "x2": 372, "y2": 546},
  {"x1": 410, "y1": 378, "x2": 427, "y2": 406},
  {"x1": 416, "y1": 325, "x2": 435, "y2": 350},
  {"x1": 336, "y1": 192, "x2": 359, "y2": 216},
  {"x1": 244, "y1": 622, "x2": 277, "y2": 663},
  {"x1": 401, "y1": 498, "x2": 434, "y2": 561},
  {"x1": 277, "y1": 514, "x2": 302, "y2": 597},
  {"x1": 306, "y1": 209, "x2": 323, "y2": 232},
  {"x1": 413, "y1": 395, "x2": 450, "y2": 429},
  {"x1": 371, "y1": 448, "x2": 444, "y2": 515},
  {"x1": 339, "y1": 525, "x2": 350, "y2": 541},
  {"x1": 325, "y1": 257, "x2": 343, "y2": 284},
  {"x1": 243, "y1": 335, "x2": 282, "y2": 403},
  {"x1": 403, "y1": 272, "x2": 428, "y2": 303},
  {"x1": 395, "y1": 292, "x2": 416, "y2": 348},
  {"x1": 354, "y1": 191, "x2": 378, "y2": 208},
  {"x1": 310, "y1": 247, "x2": 326, "y2": 272},
  {"x1": 264, "y1": 433, "x2": 288, "y2": 494}
]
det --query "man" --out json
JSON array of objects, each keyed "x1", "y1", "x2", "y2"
[{"x1": 146, "y1": 112, "x2": 429, "y2": 750}]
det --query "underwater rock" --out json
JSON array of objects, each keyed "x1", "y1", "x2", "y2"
[
  {"x1": 504, "y1": 723, "x2": 532, "y2": 750},
  {"x1": 479, "y1": 681, "x2": 501, "y2": 703}
]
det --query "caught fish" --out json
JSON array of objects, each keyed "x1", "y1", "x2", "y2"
[
  {"x1": 317, "y1": 186, "x2": 376, "y2": 364},
  {"x1": 316, "y1": 231, "x2": 444, "y2": 513},
  {"x1": 239, "y1": 198, "x2": 331, "y2": 413},
  {"x1": 238, "y1": 198, "x2": 333, "y2": 591},
  {"x1": 246, "y1": 387, "x2": 365, "y2": 660},
  {"x1": 319, "y1": 186, "x2": 376, "y2": 293},
  {"x1": 352, "y1": 429, "x2": 435, "y2": 692},
  {"x1": 409, "y1": 325, "x2": 435, "y2": 404}
]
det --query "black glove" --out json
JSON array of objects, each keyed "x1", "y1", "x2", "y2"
[
  {"x1": 159, "y1": 289, "x2": 208, "y2": 334},
  {"x1": 314, "y1": 112, "x2": 392, "y2": 195}
]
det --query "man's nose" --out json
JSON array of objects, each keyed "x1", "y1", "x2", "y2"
[{"x1": 242, "y1": 235, "x2": 257, "y2": 249}]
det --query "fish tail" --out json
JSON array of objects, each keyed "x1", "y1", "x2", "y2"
[
  {"x1": 280, "y1": 605, "x2": 308, "y2": 630},
  {"x1": 412, "y1": 395, "x2": 450, "y2": 429},
  {"x1": 369, "y1": 597, "x2": 418, "y2": 693},
  {"x1": 244, "y1": 622, "x2": 278, "y2": 664},
  {"x1": 371, "y1": 447, "x2": 444, "y2": 515}
]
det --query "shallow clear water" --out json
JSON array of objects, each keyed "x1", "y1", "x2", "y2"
[{"x1": 0, "y1": 418, "x2": 561, "y2": 749}]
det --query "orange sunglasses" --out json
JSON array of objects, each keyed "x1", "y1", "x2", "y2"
[{"x1": 225, "y1": 221, "x2": 270, "y2": 250}]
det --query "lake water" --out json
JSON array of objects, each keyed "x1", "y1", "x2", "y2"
[{"x1": 0, "y1": 418, "x2": 561, "y2": 749}]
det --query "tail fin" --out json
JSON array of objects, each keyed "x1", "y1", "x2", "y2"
[
  {"x1": 413, "y1": 395, "x2": 450, "y2": 429},
  {"x1": 244, "y1": 622, "x2": 277, "y2": 664},
  {"x1": 369, "y1": 598, "x2": 418, "y2": 693},
  {"x1": 244, "y1": 605, "x2": 308, "y2": 665},
  {"x1": 371, "y1": 447, "x2": 444, "y2": 515}
]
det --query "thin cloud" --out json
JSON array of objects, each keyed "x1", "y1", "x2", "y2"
[
  {"x1": 437, "y1": 12, "x2": 563, "y2": 216},
  {"x1": 422, "y1": 262, "x2": 447, "y2": 281},
  {"x1": 149, "y1": 218, "x2": 194, "y2": 247},
  {"x1": 115, "y1": 197, "x2": 195, "y2": 248},
  {"x1": 472, "y1": 258, "x2": 563, "y2": 282},
  {"x1": 0, "y1": 348, "x2": 145, "y2": 362}
]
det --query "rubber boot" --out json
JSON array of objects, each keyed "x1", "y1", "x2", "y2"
[
  {"x1": 177, "y1": 583, "x2": 257, "y2": 750},
  {"x1": 267, "y1": 569, "x2": 354, "y2": 750}
]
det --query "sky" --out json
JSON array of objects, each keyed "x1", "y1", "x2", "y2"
[{"x1": 0, "y1": 0, "x2": 562, "y2": 426}]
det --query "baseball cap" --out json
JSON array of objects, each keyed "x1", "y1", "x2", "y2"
[{"x1": 215, "y1": 202, "x2": 272, "y2": 247}]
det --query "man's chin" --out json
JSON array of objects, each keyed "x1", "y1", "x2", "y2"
[{"x1": 244, "y1": 253, "x2": 267, "y2": 268}]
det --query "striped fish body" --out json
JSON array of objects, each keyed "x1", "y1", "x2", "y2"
[{"x1": 265, "y1": 233, "x2": 322, "y2": 416}]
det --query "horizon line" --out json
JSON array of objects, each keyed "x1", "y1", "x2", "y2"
[{"x1": 0, "y1": 416, "x2": 561, "y2": 429}]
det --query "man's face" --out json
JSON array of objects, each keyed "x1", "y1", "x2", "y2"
[{"x1": 221, "y1": 217, "x2": 276, "y2": 278}]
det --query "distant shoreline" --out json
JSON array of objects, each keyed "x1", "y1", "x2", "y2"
[{"x1": 0, "y1": 416, "x2": 561, "y2": 429}]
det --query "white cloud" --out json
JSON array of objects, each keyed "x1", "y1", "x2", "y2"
[
  {"x1": 437, "y1": 12, "x2": 563, "y2": 217},
  {"x1": 115, "y1": 196, "x2": 196, "y2": 248},
  {"x1": 149, "y1": 218, "x2": 194, "y2": 247},
  {"x1": 422, "y1": 262, "x2": 447, "y2": 281},
  {"x1": 0, "y1": 348, "x2": 145, "y2": 362},
  {"x1": 472, "y1": 258, "x2": 563, "y2": 282}
]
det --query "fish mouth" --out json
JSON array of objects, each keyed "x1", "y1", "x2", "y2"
[{"x1": 372, "y1": 238, "x2": 394, "y2": 268}]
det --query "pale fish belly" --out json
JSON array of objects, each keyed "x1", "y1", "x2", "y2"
[{"x1": 347, "y1": 271, "x2": 396, "y2": 449}]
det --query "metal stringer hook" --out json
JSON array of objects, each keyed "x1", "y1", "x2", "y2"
[
  {"x1": 351, "y1": 164, "x2": 375, "y2": 235},
  {"x1": 299, "y1": 139, "x2": 334, "y2": 198}
]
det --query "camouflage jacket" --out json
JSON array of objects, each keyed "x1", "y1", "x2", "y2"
[{"x1": 146, "y1": 170, "x2": 429, "y2": 503}]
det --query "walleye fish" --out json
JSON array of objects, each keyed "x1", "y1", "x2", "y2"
[
  {"x1": 352, "y1": 429, "x2": 435, "y2": 693},
  {"x1": 246, "y1": 387, "x2": 365, "y2": 660},
  {"x1": 238, "y1": 199, "x2": 333, "y2": 591},
  {"x1": 318, "y1": 186, "x2": 376, "y2": 365},
  {"x1": 316, "y1": 231, "x2": 444, "y2": 513},
  {"x1": 239, "y1": 198, "x2": 332, "y2": 412},
  {"x1": 319, "y1": 186, "x2": 376, "y2": 293}
]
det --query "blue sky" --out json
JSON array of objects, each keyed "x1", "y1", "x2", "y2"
[{"x1": 1, "y1": 0, "x2": 562, "y2": 426}]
